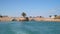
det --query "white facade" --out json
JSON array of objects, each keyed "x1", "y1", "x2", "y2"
[{"x1": 51, "y1": 16, "x2": 55, "y2": 18}]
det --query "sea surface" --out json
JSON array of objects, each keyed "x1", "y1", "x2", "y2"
[{"x1": 0, "y1": 21, "x2": 60, "y2": 34}]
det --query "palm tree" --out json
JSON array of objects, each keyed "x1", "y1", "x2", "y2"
[
  {"x1": 21, "y1": 12, "x2": 26, "y2": 18},
  {"x1": 21, "y1": 12, "x2": 29, "y2": 21},
  {"x1": 54, "y1": 15, "x2": 60, "y2": 19},
  {"x1": 49, "y1": 15, "x2": 52, "y2": 18},
  {"x1": 54, "y1": 15, "x2": 57, "y2": 17}
]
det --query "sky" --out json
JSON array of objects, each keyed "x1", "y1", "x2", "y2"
[{"x1": 0, "y1": 0, "x2": 60, "y2": 17}]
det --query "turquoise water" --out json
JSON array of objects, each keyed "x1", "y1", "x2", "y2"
[{"x1": 0, "y1": 21, "x2": 60, "y2": 34}]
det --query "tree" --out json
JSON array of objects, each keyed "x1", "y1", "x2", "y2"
[
  {"x1": 0, "y1": 15, "x2": 3, "y2": 18},
  {"x1": 40, "y1": 16, "x2": 42, "y2": 18},
  {"x1": 54, "y1": 15, "x2": 57, "y2": 17},
  {"x1": 21, "y1": 12, "x2": 26, "y2": 17},
  {"x1": 54, "y1": 16, "x2": 60, "y2": 19},
  {"x1": 49, "y1": 15, "x2": 52, "y2": 18},
  {"x1": 30, "y1": 16, "x2": 32, "y2": 18}
]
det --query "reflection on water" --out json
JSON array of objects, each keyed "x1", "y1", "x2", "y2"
[{"x1": 0, "y1": 21, "x2": 60, "y2": 34}]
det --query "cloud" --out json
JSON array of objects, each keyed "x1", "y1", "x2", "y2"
[{"x1": 48, "y1": 7, "x2": 60, "y2": 14}]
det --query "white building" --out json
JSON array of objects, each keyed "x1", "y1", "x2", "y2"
[{"x1": 51, "y1": 16, "x2": 55, "y2": 18}]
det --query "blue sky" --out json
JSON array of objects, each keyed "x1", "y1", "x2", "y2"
[{"x1": 0, "y1": 0, "x2": 60, "y2": 17}]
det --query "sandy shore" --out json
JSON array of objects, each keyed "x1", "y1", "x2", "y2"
[
  {"x1": 0, "y1": 17, "x2": 60, "y2": 22},
  {"x1": 33, "y1": 18, "x2": 60, "y2": 22}
]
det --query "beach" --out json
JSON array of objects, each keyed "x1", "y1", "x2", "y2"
[{"x1": 0, "y1": 17, "x2": 60, "y2": 22}]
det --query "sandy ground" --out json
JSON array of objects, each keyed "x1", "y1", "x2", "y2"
[{"x1": 0, "y1": 17, "x2": 60, "y2": 22}]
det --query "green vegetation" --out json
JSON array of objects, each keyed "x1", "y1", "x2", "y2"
[
  {"x1": 54, "y1": 16, "x2": 60, "y2": 19},
  {"x1": 21, "y1": 12, "x2": 26, "y2": 18},
  {"x1": 49, "y1": 15, "x2": 52, "y2": 18},
  {"x1": 21, "y1": 12, "x2": 29, "y2": 21},
  {"x1": 0, "y1": 15, "x2": 3, "y2": 18},
  {"x1": 54, "y1": 15, "x2": 57, "y2": 17},
  {"x1": 40, "y1": 16, "x2": 43, "y2": 18}
]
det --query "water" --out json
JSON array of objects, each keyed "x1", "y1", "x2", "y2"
[{"x1": 0, "y1": 21, "x2": 60, "y2": 34}]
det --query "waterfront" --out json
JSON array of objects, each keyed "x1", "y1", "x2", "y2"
[{"x1": 0, "y1": 21, "x2": 60, "y2": 34}]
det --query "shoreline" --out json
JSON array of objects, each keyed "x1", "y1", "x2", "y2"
[{"x1": 0, "y1": 17, "x2": 60, "y2": 22}]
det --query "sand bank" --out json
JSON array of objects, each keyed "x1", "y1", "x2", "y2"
[{"x1": 0, "y1": 17, "x2": 60, "y2": 22}]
